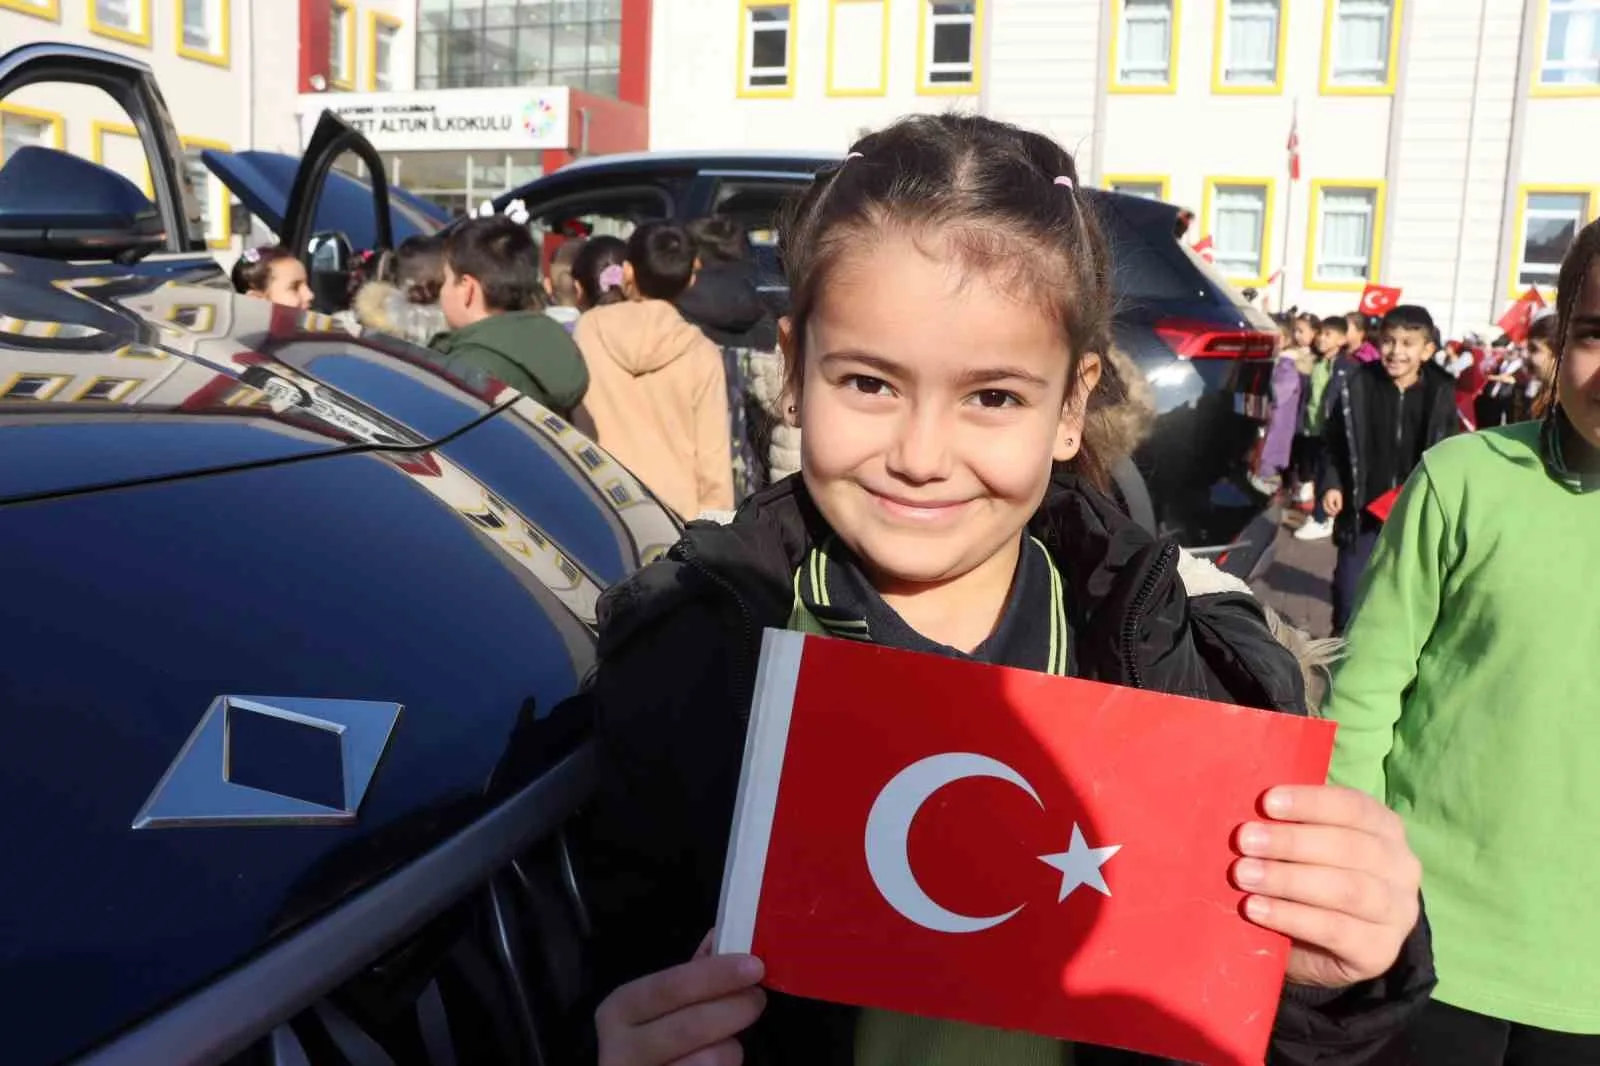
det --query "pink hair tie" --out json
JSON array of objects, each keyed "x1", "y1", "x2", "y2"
[
  {"x1": 598, "y1": 264, "x2": 625, "y2": 291},
  {"x1": 1054, "y1": 176, "x2": 1075, "y2": 190}
]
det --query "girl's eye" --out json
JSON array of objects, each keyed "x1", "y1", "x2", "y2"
[
  {"x1": 972, "y1": 389, "x2": 1021, "y2": 409},
  {"x1": 845, "y1": 375, "x2": 894, "y2": 396}
]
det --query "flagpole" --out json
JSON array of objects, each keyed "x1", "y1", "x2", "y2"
[{"x1": 1278, "y1": 99, "x2": 1297, "y2": 311}]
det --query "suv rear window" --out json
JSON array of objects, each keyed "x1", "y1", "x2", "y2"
[{"x1": 1092, "y1": 197, "x2": 1200, "y2": 304}]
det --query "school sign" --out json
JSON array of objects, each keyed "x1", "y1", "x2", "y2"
[{"x1": 296, "y1": 87, "x2": 572, "y2": 153}]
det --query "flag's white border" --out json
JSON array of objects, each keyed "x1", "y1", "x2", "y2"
[{"x1": 714, "y1": 628, "x2": 805, "y2": 955}]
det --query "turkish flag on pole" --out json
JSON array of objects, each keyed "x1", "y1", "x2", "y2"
[
  {"x1": 1287, "y1": 105, "x2": 1301, "y2": 182},
  {"x1": 1497, "y1": 287, "x2": 1548, "y2": 344},
  {"x1": 718, "y1": 631, "x2": 1336, "y2": 1066},
  {"x1": 1191, "y1": 234, "x2": 1217, "y2": 263},
  {"x1": 1359, "y1": 283, "x2": 1403, "y2": 317}
]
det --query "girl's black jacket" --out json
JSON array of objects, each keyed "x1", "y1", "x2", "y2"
[{"x1": 569, "y1": 472, "x2": 1434, "y2": 1065}]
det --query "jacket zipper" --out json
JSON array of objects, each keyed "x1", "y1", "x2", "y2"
[
  {"x1": 1392, "y1": 385, "x2": 1405, "y2": 490},
  {"x1": 675, "y1": 541, "x2": 761, "y2": 721},
  {"x1": 1118, "y1": 541, "x2": 1178, "y2": 690}
]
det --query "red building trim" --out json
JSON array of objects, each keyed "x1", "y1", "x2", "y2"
[
  {"x1": 619, "y1": 0, "x2": 652, "y2": 109},
  {"x1": 299, "y1": 0, "x2": 333, "y2": 93}
]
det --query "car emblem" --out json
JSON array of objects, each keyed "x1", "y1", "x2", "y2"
[{"x1": 132, "y1": 696, "x2": 403, "y2": 829}]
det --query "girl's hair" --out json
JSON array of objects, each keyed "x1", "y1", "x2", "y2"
[
  {"x1": 777, "y1": 113, "x2": 1126, "y2": 489},
  {"x1": 346, "y1": 247, "x2": 397, "y2": 304},
  {"x1": 1294, "y1": 311, "x2": 1321, "y2": 332},
  {"x1": 572, "y1": 235, "x2": 629, "y2": 308},
  {"x1": 1556, "y1": 219, "x2": 1600, "y2": 366},
  {"x1": 230, "y1": 244, "x2": 298, "y2": 295},
  {"x1": 396, "y1": 235, "x2": 446, "y2": 304}
]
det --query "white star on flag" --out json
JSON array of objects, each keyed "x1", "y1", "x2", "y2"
[{"x1": 1038, "y1": 823, "x2": 1122, "y2": 901}]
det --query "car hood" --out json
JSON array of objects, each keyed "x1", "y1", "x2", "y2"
[{"x1": 201, "y1": 149, "x2": 449, "y2": 248}]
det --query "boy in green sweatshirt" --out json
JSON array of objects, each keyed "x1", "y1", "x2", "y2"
[
  {"x1": 1324, "y1": 219, "x2": 1600, "y2": 1063},
  {"x1": 432, "y1": 214, "x2": 589, "y2": 418}
]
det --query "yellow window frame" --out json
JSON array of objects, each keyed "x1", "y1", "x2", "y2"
[
  {"x1": 1103, "y1": 174, "x2": 1173, "y2": 202},
  {"x1": 825, "y1": 0, "x2": 889, "y2": 97},
  {"x1": 74, "y1": 376, "x2": 141, "y2": 402},
  {"x1": 90, "y1": 119, "x2": 154, "y2": 196},
  {"x1": 1509, "y1": 184, "x2": 1600, "y2": 301},
  {"x1": 330, "y1": 0, "x2": 357, "y2": 90},
  {"x1": 1200, "y1": 175, "x2": 1277, "y2": 288},
  {"x1": 1532, "y1": 0, "x2": 1600, "y2": 98},
  {"x1": 1212, "y1": 0, "x2": 1287, "y2": 95},
  {"x1": 176, "y1": 0, "x2": 232, "y2": 68},
  {"x1": 0, "y1": 0, "x2": 60, "y2": 19},
  {"x1": 1319, "y1": 0, "x2": 1403, "y2": 96},
  {"x1": 0, "y1": 372, "x2": 72, "y2": 401},
  {"x1": 1303, "y1": 178, "x2": 1388, "y2": 292},
  {"x1": 88, "y1": 0, "x2": 153, "y2": 47},
  {"x1": 916, "y1": 0, "x2": 984, "y2": 96},
  {"x1": 180, "y1": 134, "x2": 234, "y2": 250},
  {"x1": 367, "y1": 10, "x2": 404, "y2": 91},
  {"x1": 736, "y1": 0, "x2": 797, "y2": 99},
  {"x1": 1109, "y1": 0, "x2": 1183, "y2": 95},
  {"x1": 0, "y1": 102, "x2": 66, "y2": 160}
]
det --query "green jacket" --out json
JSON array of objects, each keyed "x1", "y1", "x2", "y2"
[
  {"x1": 431, "y1": 310, "x2": 588, "y2": 416},
  {"x1": 1324, "y1": 419, "x2": 1600, "y2": 1032}
]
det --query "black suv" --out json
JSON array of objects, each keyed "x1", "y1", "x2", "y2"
[{"x1": 487, "y1": 151, "x2": 1284, "y2": 577}]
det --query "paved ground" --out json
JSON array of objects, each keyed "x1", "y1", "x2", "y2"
[{"x1": 1249, "y1": 511, "x2": 1337, "y2": 639}]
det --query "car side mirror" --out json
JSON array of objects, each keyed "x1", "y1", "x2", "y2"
[
  {"x1": 305, "y1": 230, "x2": 353, "y2": 313},
  {"x1": 0, "y1": 146, "x2": 165, "y2": 262}
]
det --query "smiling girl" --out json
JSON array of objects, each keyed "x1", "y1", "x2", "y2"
[
  {"x1": 229, "y1": 244, "x2": 312, "y2": 311},
  {"x1": 576, "y1": 115, "x2": 1431, "y2": 1066},
  {"x1": 1325, "y1": 218, "x2": 1600, "y2": 1065}
]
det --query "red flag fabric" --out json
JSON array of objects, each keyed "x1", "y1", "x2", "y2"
[
  {"x1": 1191, "y1": 234, "x2": 1217, "y2": 263},
  {"x1": 1359, "y1": 283, "x2": 1402, "y2": 317},
  {"x1": 718, "y1": 630, "x2": 1336, "y2": 1066},
  {"x1": 1287, "y1": 111, "x2": 1300, "y2": 182},
  {"x1": 1366, "y1": 487, "x2": 1402, "y2": 522},
  {"x1": 1497, "y1": 287, "x2": 1548, "y2": 344}
]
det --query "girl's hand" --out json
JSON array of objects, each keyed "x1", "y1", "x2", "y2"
[
  {"x1": 596, "y1": 930, "x2": 767, "y2": 1066},
  {"x1": 1232, "y1": 786, "x2": 1422, "y2": 989},
  {"x1": 1323, "y1": 489, "x2": 1344, "y2": 516}
]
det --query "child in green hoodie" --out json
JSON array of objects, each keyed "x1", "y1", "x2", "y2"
[
  {"x1": 432, "y1": 215, "x2": 589, "y2": 418},
  {"x1": 1324, "y1": 218, "x2": 1600, "y2": 1063}
]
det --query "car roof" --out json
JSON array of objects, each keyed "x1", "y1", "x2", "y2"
[{"x1": 550, "y1": 148, "x2": 843, "y2": 178}]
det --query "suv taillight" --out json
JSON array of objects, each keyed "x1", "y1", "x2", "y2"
[{"x1": 1155, "y1": 318, "x2": 1280, "y2": 360}]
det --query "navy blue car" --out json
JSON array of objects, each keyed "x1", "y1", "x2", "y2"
[{"x1": 0, "y1": 42, "x2": 670, "y2": 1065}]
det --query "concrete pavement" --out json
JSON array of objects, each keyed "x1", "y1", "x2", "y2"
[{"x1": 1249, "y1": 513, "x2": 1337, "y2": 639}]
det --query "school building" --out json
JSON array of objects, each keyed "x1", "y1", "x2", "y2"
[{"x1": 648, "y1": 0, "x2": 1600, "y2": 337}]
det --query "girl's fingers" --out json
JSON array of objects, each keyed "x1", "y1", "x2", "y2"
[
  {"x1": 599, "y1": 954, "x2": 764, "y2": 1029},
  {"x1": 1260, "y1": 785, "x2": 1410, "y2": 843},
  {"x1": 1232, "y1": 857, "x2": 1394, "y2": 924},
  {"x1": 643, "y1": 988, "x2": 766, "y2": 1066},
  {"x1": 695, "y1": 929, "x2": 716, "y2": 959},
  {"x1": 1242, "y1": 895, "x2": 1386, "y2": 973},
  {"x1": 1236, "y1": 820, "x2": 1405, "y2": 878}
]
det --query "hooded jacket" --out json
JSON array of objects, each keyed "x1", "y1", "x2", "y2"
[
  {"x1": 674, "y1": 261, "x2": 780, "y2": 351},
  {"x1": 1319, "y1": 359, "x2": 1457, "y2": 544},
  {"x1": 573, "y1": 299, "x2": 735, "y2": 521},
  {"x1": 348, "y1": 281, "x2": 447, "y2": 348},
  {"x1": 429, "y1": 309, "x2": 589, "y2": 417},
  {"x1": 571, "y1": 473, "x2": 1435, "y2": 1066}
]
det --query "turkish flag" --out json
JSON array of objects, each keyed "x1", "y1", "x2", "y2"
[
  {"x1": 1366, "y1": 487, "x2": 1402, "y2": 522},
  {"x1": 1497, "y1": 287, "x2": 1548, "y2": 344},
  {"x1": 718, "y1": 631, "x2": 1336, "y2": 1066},
  {"x1": 1192, "y1": 235, "x2": 1217, "y2": 263},
  {"x1": 1359, "y1": 283, "x2": 1403, "y2": 317}
]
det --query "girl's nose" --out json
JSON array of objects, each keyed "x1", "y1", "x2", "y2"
[{"x1": 885, "y1": 404, "x2": 953, "y2": 484}]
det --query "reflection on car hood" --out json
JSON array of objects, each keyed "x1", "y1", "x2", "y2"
[{"x1": 0, "y1": 253, "x2": 681, "y2": 585}]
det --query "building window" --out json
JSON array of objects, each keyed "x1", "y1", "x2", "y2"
[
  {"x1": 1517, "y1": 189, "x2": 1593, "y2": 290},
  {"x1": 741, "y1": 1, "x2": 795, "y2": 96},
  {"x1": 0, "y1": 104, "x2": 64, "y2": 164},
  {"x1": 369, "y1": 12, "x2": 402, "y2": 90},
  {"x1": 919, "y1": 1, "x2": 980, "y2": 93},
  {"x1": 78, "y1": 377, "x2": 139, "y2": 402},
  {"x1": 1539, "y1": 0, "x2": 1600, "y2": 90},
  {"x1": 0, "y1": 1, "x2": 61, "y2": 21},
  {"x1": 1309, "y1": 182, "x2": 1384, "y2": 288},
  {"x1": 1113, "y1": 0, "x2": 1179, "y2": 91},
  {"x1": 417, "y1": 0, "x2": 622, "y2": 97},
  {"x1": 330, "y1": 0, "x2": 355, "y2": 88},
  {"x1": 827, "y1": 0, "x2": 890, "y2": 96},
  {"x1": 178, "y1": 0, "x2": 229, "y2": 66},
  {"x1": 1323, "y1": 0, "x2": 1398, "y2": 93},
  {"x1": 1216, "y1": 0, "x2": 1283, "y2": 91},
  {"x1": 182, "y1": 137, "x2": 232, "y2": 249},
  {"x1": 0, "y1": 374, "x2": 70, "y2": 401},
  {"x1": 1106, "y1": 176, "x2": 1170, "y2": 201},
  {"x1": 1204, "y1": 178, "x2": 1273, "y2": 283},
  {"x1": 90, "y1": 0, "x2": 151, "y2": 46}
]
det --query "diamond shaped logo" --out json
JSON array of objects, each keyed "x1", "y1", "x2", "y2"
[{"x1": 132, "y1": 696, "x2": 403, "y2": 829}]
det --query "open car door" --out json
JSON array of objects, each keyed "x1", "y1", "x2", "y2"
[{"x1": 279, "y1": 110, "x2": 396, "y2": 313}]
